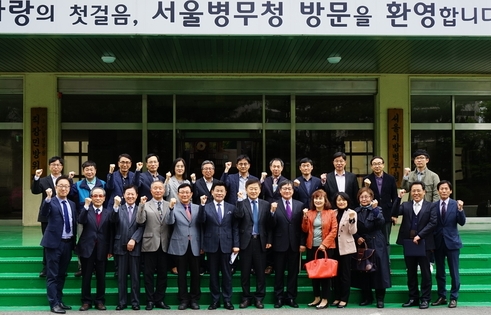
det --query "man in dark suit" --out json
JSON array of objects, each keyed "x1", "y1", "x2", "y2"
[
  {"x1": 431, "y1": 180, "x2": 466, "y2": 309},
  {"x1": 293, "y1": 157, "x2": 324, "y2": 209},
  {"x1": 221, "y1": 154, "x2": 258, "y2": 205},
  {"x1": 261, "y1": 158, "x2": 288, "y2": 203},
  {"x1": 325, "y1": 152, "x2": 359, "y2": 209},
  {"x1": 77, "y1": 187, "x2": 113, "y2": 311},
  {"x1": 364, "y1": 156, "x2": 398, "y2": 251},
  {"x1": 40, "y1": 176, "x2": 77, "y2": 314},
  {"x1": 165, "y1": 183, "x2": 202, "y2": 310},
  {"x1": 392, "y1": 181, "x2": 437, "y2": 309},
  {"x1": 192, "y1": 160, "x2": 219, "y2": 204},
  {"x1": 111, "y1": 185, "x2": 144, "y2": 310},
  {"x1": 198, "y1": 181, "x2": 239, "y2": 310},
  {"x1": 106, "y1": 153, "x2": 137, "y2": 209},
  {"x1": 270, "y1": 180, "x2": 306, "y2": 308},
  {"x1": 134, "y1": 153, "x2": 165, "y2": 200},
  {"x1": 32, "y1": 156, "x2": 68, "y2": 277},
  {"x1": 136, "y1": 180, "x2": 172, "y2": 310},
  {"x1": 234, "y1": 178, "x2": 272, "y2": 309}
]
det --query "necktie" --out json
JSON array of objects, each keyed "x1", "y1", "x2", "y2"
[
  {"x1": 128, "y1": 205, "x2": 133, "y2": 221},
  {"x1": 157, "y1": 201, "x2": 162, "y2": 221},
  {"x1": 185, "y1": 205, "x2": 192, "y2": 220},
  {"x1": 273, "y1": 177, "x2": 278, "y2": 192},
  {"x1": 252, "y1": 200, "x2": 259, "y2": 234},
  {"x1": 61, "y1": 200, "x2": 71, "y2": 234},
  {"x1": 414, "y1": 203, "x2": 420, "y2": 215},
  {"x1": 216, "y1": 203, "x2": 222, "y2": 224},
  {"x1": 441, "y1": 202, "x2": 446, "y2": 220},
  {"x1": 285, "y1": 200, "x2": 292, "y2": 220},
  {"x1": 96, "y1": 208, "x2": 101, "y2": 226}
]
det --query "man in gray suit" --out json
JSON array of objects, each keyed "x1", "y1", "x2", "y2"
[
  {"x1": 111, "y1": 185, "x2": 144, "y2": 310},
  {"x1": 136, "y1": 181, "x2": 171, "y2": 310},
  {"x1": 165, "y1": 183, "x2": 201, "y2": 310}
]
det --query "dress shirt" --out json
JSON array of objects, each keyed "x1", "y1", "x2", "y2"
[
  {"x1": 413, "y1": 201, "x2": 421, "y2": 216},
  {"x1": 58, "y1": 197, "x2": 73, "y2": 239},
  {"x1": 335, "y1": 171, "x2": 346, "y2": 193},
  {"x1": 238, "y1": 174, "x2": 249, "y2": 201},
  {"x1": 375, "y1": 175, "x2": 383, "y2": 194},
  {"x1": 214, "y1": 201, "x2": 223, "y2": 219}
]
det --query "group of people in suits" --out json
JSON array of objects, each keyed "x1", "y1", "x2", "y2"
[{"x1": 34, "y1": 149, "x2": 466, "y2": 313}]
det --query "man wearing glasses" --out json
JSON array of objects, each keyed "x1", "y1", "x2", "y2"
[
  {"x1": 32, "y1": 156, "x2": 73, "y2": 277},
  {"x1": 40, "y1": 176, "x2": 77, "y2": 314},
  {"x1": 402, "y1": 149, "x2": 440, "y2": 203},
  {"x1": 221, "y1": 155, "x2": 258, "y2": 205},
  {"x1": 107, "y1": 153, "x2": 136, "y2": 209}
]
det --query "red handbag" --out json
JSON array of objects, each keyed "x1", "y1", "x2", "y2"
[{"x1": 304, "y1": 249, "x2": 338, "y2": 279}]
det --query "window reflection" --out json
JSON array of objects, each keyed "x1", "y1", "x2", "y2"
[
  {"x1": 62, "y1": 95, "x2": 142, "y2": 122},
  {"x1": 296, "y1": 96, "x2": 374, "y2": 123},
  {"x1": 455, "y1": 96, "x2": 491, "y2": 123},
  {"x1": 0, "y1": 130, "x2": 23, "y2": 219},
  {"x1": 411, "y1": 95, "x2": 451, "y2": 123},
  {"x1": 148, "y1": 95, "x2": 173, "y2": 123},
  {"x1": 0, "y1": 95, "x2": 23, "y2": 123},
  {"x1": 266, "y1": 96, "x2": 290, "y2": 123}
]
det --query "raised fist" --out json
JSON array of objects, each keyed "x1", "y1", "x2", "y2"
[
  {"x1": 349, "y1": 211, "x2": 355, "y2": 219},
  {"x1": 109, "y1": 164, "x2": 115, "y2": 173},
  {"x1": 166, "y1": 172, "x2": 171, "y2": 179},
  {"x1": 237, "y1": 191, "x2": 244, "y2": 200},
  {"x1": 398, "y1": 189, "x2": 406, "y2": 198},
  {"x1": 200, "y1": 195, "x2": 207, "y2": 204},
  {"x1": 84, "y1": 198, "x2": 92, "y2": 207},
  {"x1": 261, "y1": 172, "x2": 267, "y2": 180},
  {"x1": 169, "y1": 198, "x2": 177, "y2": 208},
  {"x1": 371, "y1": 199, "x2": 378, "y2": 208},
  {"x1": 270, "y1": 202, "x2": 278, "y2": 213},
  {"x1": 136, "y1": 162, "x2": 143, "y2": 171},
  {"x1": 320, "y1": 173, "x2": 327, "y2": 181},
  {"x1": 457, "y1": 200, "x2": 464, "y2": 210},
  {"x1": 364, "y1": 178, "x2": 371, "y2": 187},
  {"x1": 45, "y1": 188, "x2": 52, "y2": 198},
  {"x1": 404, "y1": 167, "x2": 411, "y2": 176},
  {"x1": 140, "y1": 196, "x2": 147, "y2": 205},
  {"x1": 293, "y1": 179, "x2": 300, "y2": 187},
  {"x1": 35, "y1": 169, "x2": 43, "y2": 177},
  {"x1": 68, "y1": 171, "x2": 75, "y2": 178},
  {"x1": 303, "y1": 208, "x2": 309, "y2": 214},
  {"x1": 114, "y1": 196, "x2": 121, "y2": 207},
  {"x1": 224, "y1": 161, "x2": 232, "y2": 172},
  {"x1": 190, "y1": 173, "x2": 196, "y2": 182}
]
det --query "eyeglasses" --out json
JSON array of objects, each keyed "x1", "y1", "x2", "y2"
[
  {"x1": 119, "y1": 161, "x2": 131, "y2": 164},
  {"x1": 91, "y1": 194, "x2": 105, "y2": 198},
  {"x1": 237, "y1": 163, "x2": 249, "y2": 166},
  {"x1": 56, "y1": 185, "x2": 70, "y2": 189},
  {"x1": 50, "y1": 163, "x2": 63, "y2": 167},
  {"x1": 372, "y1": 162, "x2": 384, "y2": 166},
  {"x1": 202, "y1": 167, "x2": 214, "y2": 171},
  {"x1": 281, "y1": 187, "x2": 293, "y2": 191}
]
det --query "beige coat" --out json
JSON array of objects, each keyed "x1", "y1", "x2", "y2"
[
  {"x1": 335, "y1": 209, "x2": 358, "y2": 256},
  {"x1": 136, "y1": 198, "x2": 170, "y2": 253}
]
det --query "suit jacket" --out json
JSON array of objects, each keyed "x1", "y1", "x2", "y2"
[
  {"x1": 31, "y1": 175, "x2": 57, "y2": 222},
  {"x1": 364, "y1": 172, "x2": 398, "y2": 222},
  {"x1": 106, "y1": 170, "x2": 136, "y2": 209},
  {"x1": 136, "y1": 198, "x2": 171, "y2": 253},
  {"x1": 77, "y1": 206, "x2": 113, "y2": 260},
  {"x1": 135, "y1": 171, "x2": 165, "y2": 200},
  {"x1": 192, "y1": 177, "x2": 219, "y2": 205},
  {"x1": 334, "y1": 209, "x2": 357, "y2": 256},
  {"x1": 433, "y1": 198, "x2": 466, "y2": 250},
  {"x1": 234, "y1": 198, "x2": 272, "y2": 252},
  {"x1": 261, "y1": 175, "x2": 288, "y2": 203},
  {"x1": 220, "y1": 172, "x2": 258, "y2": 205},
  {"x1": 393, "y1": 198, "x2": 437, "y2": 250},
  {"x1": 293, "y1": 175, "x2": 324, "y2": 209},
  {"x1": 325, "y1": 171, "x2": 359, "y2": 209},
  {"x1": 165, "y1": 202, "x2": 201, "y2": 256},
  {"x1": 111, "y1": 203, "x2": 144, "y2": 256},
  {"x1": 271, "y1": 199, "x2": 306, "y2": 252},
  {"x1": 40, "y1": 197, "x2": 77, "y2": 250},
  {"x1": 199, "y1": 201, "x2": 239, "y2": 253}
]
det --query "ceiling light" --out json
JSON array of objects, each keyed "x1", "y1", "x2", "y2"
[
  {"x1": 101, "y1": 55, "x2": 116, "y2": 63},
  {"x1": 327, "y1": 56, "x2": 342, "y2": 64}
]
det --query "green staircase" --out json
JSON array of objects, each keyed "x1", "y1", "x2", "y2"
[{"x1": 1, "y1": 224, "x2": 490, "y2": 311}]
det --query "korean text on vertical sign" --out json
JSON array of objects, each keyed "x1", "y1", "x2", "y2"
[
  {"x1": 31, "y1": 107, "x2": 47, "y2": 177},
  {"x1": 388, "y1": 108, "x2": 403, "y2": 185}
]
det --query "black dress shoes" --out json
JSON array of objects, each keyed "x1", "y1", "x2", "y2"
[
  {"x1": 285, "y1": 298, "x2": 299, "y2": 308},
  {"x1": 39, "y1": 269, "x2": 47, "y2": 277},
  {"x1": 95, "y1": 303, "x2": 106, "y2": 310},
  {"x1": 255, "y1": 300, "x2": 264, "y2": 309},
  {"x1": 155, "y1": 301, "x2": 171, "y2": 309},
  {"x1": 224, "y1": 302, "x2": 234, "y2": 310},
  {"x1": 402, "y1": 299, "x2": 419, "y2": 307},
  {"x1": 274, "y1": 299, "x2": 283, "y2": 308},
  {"x1": 377, "y1": 301, "x2": 384, "y2": 308},
  {"x1": 145, "y1": 302, "x2": 154, "y2": 310},
  {"x1": 115, "y1": 304, "x2": 127, "y2": 310},
  {"x1": 51, "y1": 305, "x2": 66, "y2": 314},
  {"x1": 448, "y1": 299, "x2": 457, "y2": 308},
  {"x1": 239, "y1": 300, "x2": 251, "y2": 308},
  {"x1": 359, "y1": 300, "x2": 373, "y2": 306},
  {"x1": 419, "y1": 301, "x2": 429, "y2": 309},
  {"x1": 178, "y1": 302, "x2": 188, "y2": 310},
  {"x1": 59, "y1": 302, "x2": 71, "y2": 310},
  {"x1": 189, "y1": 302, "x2": 200, "y2": 310},
  {"x1": 208, "y1": 302, "x2": 219, "y2": 310},
  {"x1": 431, "y1": 297, "x2": 448, "y2": 306},
  {"x1": 132, "y1": 304, "x2": 140, "y2": 310},
  {"x1": 74, "y1": 269, "x2": 82, "y2": 277}
]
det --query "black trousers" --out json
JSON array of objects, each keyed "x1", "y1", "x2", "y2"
[
  {"x1": 332, "y1": 251, "x2": 352, "y2": 302},
  {"x1": 142, "y1": 246, "x2": 168, "y2": 303},
  {"x1": 115, "y1": 253, "x2": 141, "y2": 306},
  {"x1": 207, "y1": 250, "x2": 233, "y2": 303},
  {"x1": 80, "y1": 248, "x2": 107, "y2": 305},
  {"x1": 405, "y1": 249, "x2": 432, "y2": 302},
  {"x1": 239, "y1": 237, "x2": 266, "y2": 302},
  {"x1": 175, "y1": 242, "x2": 201, "y2": 303},
  {"x1": 273, "y1": 247, "x2": 300, "y2": 300}
]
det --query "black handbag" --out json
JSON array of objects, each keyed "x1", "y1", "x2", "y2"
[{"x1": 351, "y1": 242, "x2": 377, "y2": 272}]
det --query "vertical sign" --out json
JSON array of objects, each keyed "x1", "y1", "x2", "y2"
[
  {"x1": 388, "y1": 108, "x2": 403, "y2": 185},
  {"x1": 31, "y1": 108, "x2": 48, "y2": 177}
]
